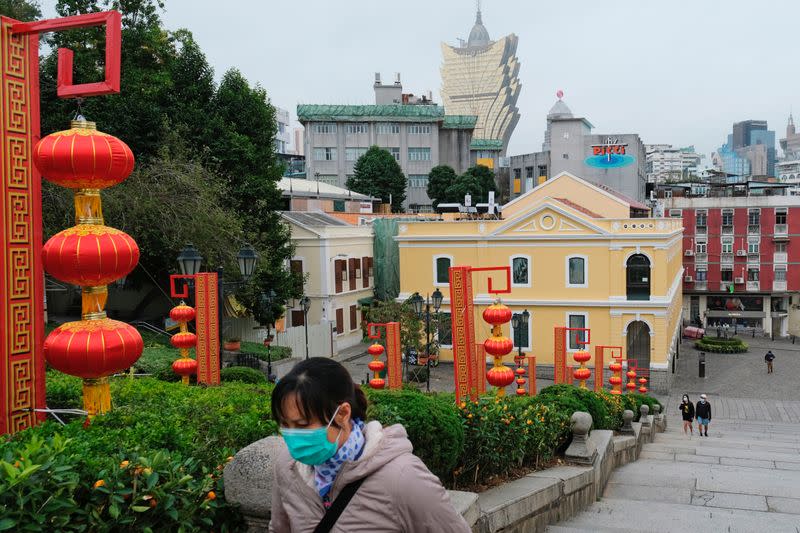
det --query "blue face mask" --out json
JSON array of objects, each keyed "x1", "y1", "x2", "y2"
[{"x1": 281, "y1": 406, "x2": 343, "y2": 466}]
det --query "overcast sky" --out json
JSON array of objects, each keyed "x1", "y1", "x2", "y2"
[{"x1": 45, "y1": 0, "x2": 800, "y2": 161}]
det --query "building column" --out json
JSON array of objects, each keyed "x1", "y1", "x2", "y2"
[{"x1": 763, "y1": 296, "x2": 772, "y2": 335}]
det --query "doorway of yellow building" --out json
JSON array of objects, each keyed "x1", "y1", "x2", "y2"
[{"x1": 626, "y1": 321, "x2": 651, "y2": 373}]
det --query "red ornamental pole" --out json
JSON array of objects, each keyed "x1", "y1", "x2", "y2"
[{"x1": 527, "y1": 356, "x2": 537, "y2": 396}]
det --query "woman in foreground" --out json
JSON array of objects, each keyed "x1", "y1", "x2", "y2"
[{"x1": 269, "y1": 357, "x2": 470, "y2": 533}]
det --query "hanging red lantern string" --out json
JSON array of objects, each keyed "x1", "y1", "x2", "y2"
[{"x1": 483, "y1": 301, "x2": 515, "y2": 396}]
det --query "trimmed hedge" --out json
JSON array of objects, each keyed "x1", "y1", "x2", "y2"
[
  {"x1": 695, "y1": 336, "x2": 748, "y2": 353},
  {"x1": 221, "y1": 366, "x2": 268, "y2": 384}
]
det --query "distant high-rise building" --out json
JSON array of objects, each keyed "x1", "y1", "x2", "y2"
[
  {"x1": 779, "y1": 113, "x2": 800, "y2": 159},
  {"x1": 714, "y1": 120, "x2": 776, "y2": 178},
  {"x1": 440, "y1": 5, "x2": 520, "y2": 154},
  {"x1": 645, "y1": 144, "x2": 704, "y2": 183},
  {"x1": 275, "y1": 107, "x2": 291, "y2": 155}
]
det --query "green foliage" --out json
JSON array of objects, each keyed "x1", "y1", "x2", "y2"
[
  {"x1": 347, "y1": 146, "x2": 407, "y2": 212},
  {"x1": 367, "y1": 390, "x2": 463, "y2": 481},
  {"x1": 621, "y1": 393, "x2": 662, "y2": 421},
  {"x1": 220, "y1": 366, "x2": 267, "y2": 385},
  {"x1": 243, "y1": 342, "x2": 291, "y2": 362},
  {"x1": 45, "y1": 371, "x2": 83, "y2": 410},
  {"x1": 0, "y1": 0, "x2": 42, "y2": 21},
  {"x1": 427, "y1": 165, "x2": 457, "y2": 207},
  {"x1": 695, "y1": 337, "x2": 748, "y2": 353},
  {"x1": 363, "y1": 298, "x2": 429, "y2": 354},
  {"x1": 444, "y1": 165, "x2": 497, "y2": 204},
  {"x1": 538, "y1": 385, "x2": 617, "y2": 430}
]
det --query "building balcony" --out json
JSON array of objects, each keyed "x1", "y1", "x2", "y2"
[
  {"x1": 774, "y1": 252, "x2": 788, "y2": 263},
  {"x1": 695, "y1": 252, "x2": 708, "y2": 263},
  {"x1": 721, "y1": 253, "x2": 734, "y2": 264},
  {"x1": 773, "y1": 280, "x2": 788, "y2": 292},
  {"x1": 747, "y1": 253, "x2": 760, "y2": 263},
  {"x1": 748, "y1": 224, "x2": 760, "y2": 234},
  {"x1": 773, "y1": 224, "x2": 789, "y2": 240},
  {"x1": 694, "y1": 280, "x2": 707, "y2": 291},
  {"x1": 721, "y1": 225, "x2": 734, "y2": 235},
  {"x1": 746, "y1": 281, "x2": 760, "y2": 291},
  {"x1": 695, "y1": 225, "x2": 707, "y2": 235},
  {"x1": 720, "y1": 281, "x2": 734, "y2": 292}
]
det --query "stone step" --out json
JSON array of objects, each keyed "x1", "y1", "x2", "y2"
[
  {"x1": 546, "y1": 525, "x2": 644, "y2": 533},
  {"x1": 561, "y1": 498, "x2": 800, "y2": 533}
]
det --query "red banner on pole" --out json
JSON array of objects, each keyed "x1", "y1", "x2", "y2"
[
  {"x1": 386, "y1": 322, "x2": 401, "y2": 390},
  {"x1": 474, "y1": 343, "x2": 486, "y2": 395},
  {"x1": 553, "y1": 326, "x2": 566, "y2": 384},
  {"x1": 195, "y1": 273, "x2": 220, "y2": 386},
  {"x1": 449, "y1": 266, "x2": 476, "y2": 403}
]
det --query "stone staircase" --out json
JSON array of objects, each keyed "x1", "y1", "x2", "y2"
[{"x1": 547, "y1": 412, "x2": 800, "y2": 532}]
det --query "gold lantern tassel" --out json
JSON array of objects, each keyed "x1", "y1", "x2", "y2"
[{"x1": 83, "y1": 377, "x2": 111, "y2": 417}]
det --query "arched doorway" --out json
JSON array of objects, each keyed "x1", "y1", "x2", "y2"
[
  {"x1": 626, "y1": 254, "x2": 651, "y2": 301},
  {"x1": 626, "y1": 321, "x2": 651, "y2": 372}
]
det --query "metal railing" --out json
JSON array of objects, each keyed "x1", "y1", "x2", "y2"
[{"x1": 746, "y1": 281, "x2": 760, "y2": 291}]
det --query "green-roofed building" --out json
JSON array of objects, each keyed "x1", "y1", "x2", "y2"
[{"x1": 298, "y1": 73, "x2": 478, "y2": 212}]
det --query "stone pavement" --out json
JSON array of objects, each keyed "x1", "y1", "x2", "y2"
[{"x1": 548, "y1": 336, "x2": 800, "y2": 533}]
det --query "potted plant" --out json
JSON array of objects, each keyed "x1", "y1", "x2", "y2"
[{"x1": 223, "y1": 337, "x2": 241, "y2": 352}]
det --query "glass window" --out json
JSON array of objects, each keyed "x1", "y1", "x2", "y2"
[
  {"x1": 346, "y1": 123, "x2": 368, "y2": 134},
  {"x1": 512, "y1": 257, "x2": 529, "y2": 285},
  {"x1": 408, "y1": 148, "x2": 431, "y2": 161},
  {"x1": 748, "y1": 208, "x2": 760, "y2": 226},
  {"x1": 376, "y1": 122, "x2": 400, "y2": 134},
  {"x1": 316, "y1": 175, "x2": 338, "y2": 185},
  {"x1": 721, "y1": 238, "x2": 733, "y2": 254},
  {"x1": 313, "y1": 122, "x2": 337, "y2": 134},
  {"x1": 435, "y1": 256, "x2": 451, "y2": 284},
  {"x1": 695, "y1": 268, "x2": 707, "y2": 281},
  {"x1": 695, "y1": 240, "x2": 707, "y2": 254},
  {"x1": 333, "y1": 200, "x2": 345, "y2": 212},
  {"x1": 696, "y1": 210, "x2": 707, "y2": 227},
  {"x1": 721, "y1": 269, "x2": 733, "y2": 282},
  {"x1": 408, "y1": 124, "x2": 432, "y2": 135},
  {"x1": 513, "y1": 168, "x2": 521, "y2": 179},
  {"x1": 747, "y1": 268, "x2": 759, "y2": 281},
  {"x1": 748, "y1": 239, "x2": 760, "y2": 254},
  {"x1": 670, "y1": 209, "x2": 682, "y2": 218},
  {"x1": 512, "y1": 313, "x2": 530, "y2": 347},
  {"x1": 776, "y1": 208, "x2": 788, "y2": 225},
  {"x1": 722, "y1": 209, "x2": 733, "y2": 226},
  {"x1": 409, "y1": 175, "x2": 429, "y2": 188},
  {"x1": 568, "y1": 257, "x2": 586, "y2": 285},
  {"x1": 388, "y1": 147, "x2": 401, "y2": 161},
  {"x1": 775, "y1": 268, "x2": 787, "y2": 282},
  {"x1": 313, "y1": 147, "x2": 337, "y2": 161},
  {"x1": 568, "y1": 314, "x2": 586, "y2": 350},
  {"x1": 437, "y1": 312, "x2": 452, "y2": 346},
  {"x1": 345, "y1": 147, "x2": 367, "y2": 161},
  {"x1": 525, "y1": 166, "x2": 534, "y2": 179},
  {"x1": 775, "y1": 242, "x2": 787, "y2": 253}
]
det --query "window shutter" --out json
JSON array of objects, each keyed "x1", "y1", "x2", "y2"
[
  {"x1": 335, "y1": 260, "x2": 342, "y2": 293},
  {"x1": 362, "y1": 257, "x2": 370, "y2": 288},
  {"x1": 349, "y1": 258, "x2": 356, "y2": 290},
  {"x1": 291, "y1": 310, "x2": 305, "y2": 327},
  {"x1": 336, "y1": 308, "x2": 344, "y2": 334},
  {"x1": 349, "y1": 305, "x2": 357, "y2": 331},
  {"x1": 290, "y1": 260, "x2": 303, "y2": 294}
]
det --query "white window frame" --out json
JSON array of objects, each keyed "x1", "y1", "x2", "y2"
[
  {"x1": 376, "y1": 122, "x2": 400, "y2": 134},
  {"x1": 720, "y1": 268, "x2": 733, "y2": 282},
  {"x1": 316, "y1": 175, "x2": 338, "y2": 186},
  {"x1": 345, "y1": 123, "x2": 368, "y2": 134},
  {"x1": 669, "y1": 209, "x2": 682, "y2": 218},
  {"x1": 695, "y1": 267, "x2": 708, "y2": 282},
  {"x1": 774, "y1": 266, "x2": 787, "y2": 282},
  {"x1": 565, "y1": 255, "x2": 588, "y2": 288},
  {"x1": 565, "y1": 312, "x2": 589, "y2": 352},
  {"x1": 775, "y1": 241, "x2": 787, "y2": 253},
  {"x1": 510, "y1": 254, "x2": 532, "y2": 288},
  {"x1": 747, "y1": 238, "x2": 760, "y2": 255},
  {"x1": 438, "y1": 309, "x2": 453, "y2": 348},
  {"x1": 408, "y1": 123, "x2": 432, "y2": 135},
  {"x1": 313, "y1": 147, "x2": 337, "y2": 161},
  {"x1": 408, "y1": 147, "x2": 431, "y2": 161},
  {"x1": 433, "y1": 254, "x2": 453, "y2": 286},
  {"x1": 695, "y1": 209, "x2": 708, "y2": 227},
  {"x1": 510, "y1": 311, "x2": 532, "y2": 351},
  {"x1": 721, "y1": 209, "x2": 734, "y2": 226},
  {"x1": 721, "y1": 237, "x2": 733, "y2": 254},
  {"x1": 388, "y1": 147, "x2": 401, "y2": 161},
  {"x1": 695, "y1": 240, "x2": 707, "y2": 254},
  {"x1": 313, "y1": 122, "x2": 337, "y2": 134},
  {"x1": 345, "y1": 147, "x2": 367, "y2": 162},
  {"x1": 408, "y1": 175, "x2": 429, "y2": 189}
]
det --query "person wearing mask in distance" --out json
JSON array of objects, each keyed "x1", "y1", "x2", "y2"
[
  {"x1": 695, "y1": 393, "x2": 712, "y2": 437},
  {"x1": 679, "y1": 394, "x2": 695, "y2": 438},
  {"x1": 269, "y1": 358, "x2": 471, "y2": 533}
]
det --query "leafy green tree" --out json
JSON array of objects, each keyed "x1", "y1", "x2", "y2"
[
  {"x1": 347, "y1": 146, "x2": 406, "y2": 212},
  {"x1": 364, "y1": 299, "x2": 429, "y2": 352},
  {"x1": 0, "y1": 0, "x2": 41, "y2": 20},
  {"x1": 444, "y1": 164, "x2": 497, "y2": 204},
  {"x1": 427, "y1": 165, "x2": 456, "y2": 208}
]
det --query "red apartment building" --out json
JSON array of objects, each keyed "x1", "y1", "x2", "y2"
[{"x1": 662, "y1": 182, "x2": 799, "y2": 337}]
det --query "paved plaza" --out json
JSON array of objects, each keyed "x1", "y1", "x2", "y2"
[{"x1": 550, "y1": 336, "x2": 800, "y2": 532}]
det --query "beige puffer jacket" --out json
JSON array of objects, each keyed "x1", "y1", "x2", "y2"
[{"x1": 269, "y1": 421, "x2": 470, "y2": 533}]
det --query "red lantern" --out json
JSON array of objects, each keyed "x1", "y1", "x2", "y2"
[
  {"x1": 368, "y1": 360, "x2": 385, "y2": 373},
  {"x1": 170, "y1": 304, "x2": 196, "y2": 323},
  {"x1": 573, "y1": 350, "x2": 591, "y2": 364},
  {"x1": 33, "y1": 121, "x2": 135, "y2": 190},
  {"x1": 626, "y1": 370, "x2": 637, "y2": 379},
  {"x1": 486, "y1": 365, "x2": 515, "y2": 388},
  {"x1": 609, "y1": 376, "x2": 623, "y2": 386},
  {"x1": 609, "y1": 362, "x2": 622, "y2": 372},
  {"x1": 516, "y1": 388, "x2": 527, "y2": 395},
  {"x1": 516, "y1": 377, "x2": 527, "y2": 386},
  {"x1": 172, "y1": 358, "x2": 198, "y2": 377},
  {"x1": 482, "y1": 303, "x2": 512, "y2": 326},
  {"x1": 44, "y1": 319, "x2": 143, "y2": 379},
  {"x1": 368, "y1": 343, "x2": 385, "y2": 356},
  {"x1": 170, "y1": 332, "x2": 197, "y2": 349},
  {"x1": 42, "y1": 225, "x2": 139, "y2": 286},
  {"x1": 515, "y1": 367, "x2": 526, "y2": 376},
  {"x1": 574, "y1": 367, "x2": 591, "y2": 381},
  {"x1": 369, "y1": 378, "x2": 386, "y2": 389},
  {"x1": 484, "y1": 336, "x2": 514, "y2": 357}
]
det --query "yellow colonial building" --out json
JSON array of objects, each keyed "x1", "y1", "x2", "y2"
[{"x1": 397, "y1": 172, "x2": 684, "y2": 392}]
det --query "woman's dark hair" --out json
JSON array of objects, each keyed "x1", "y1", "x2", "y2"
[
  {"x1": 271, "y1": 357, "x2": 367, "y2": 428},
  {"x1": 682, "y1": 394, "x2": 691, "y2": 402}
]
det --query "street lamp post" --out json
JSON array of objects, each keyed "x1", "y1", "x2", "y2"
[
  {"x1": 300, "y1": 296, "x2": 311, "y2": 360},
  {"x1": 411, "y1": 289, "x2": 443, "y2": 392},
  {"x1": 261, "y1": 289, "x2": 276, "y2": 381},
  {"x1": 176, "y1": 242, "x2": 259, "y2": 369},
  {"x1": 511, "y1": 309, "x2": 530, "y2": 376}
]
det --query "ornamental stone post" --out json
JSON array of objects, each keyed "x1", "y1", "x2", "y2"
[
  {"x1": 621, "y1": 409, "x2": 634, "y2": 434},
  {"x1": 639, "y1": 404, "x2": 651, "y2": 429},
  {"x1": 565, "y1": 411, "x2": 597, "y2": 465}
]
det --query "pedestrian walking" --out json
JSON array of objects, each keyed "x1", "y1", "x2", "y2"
[
  {"x1": 765, "y1": 350, "x2": 775, "y2": 374},
  {"x1": 696, "y1": 393, "x2": 712, "y2": 437},
  {"x1": 679, "y1": 394, "x2": 695, "y2": 437},
  {"x1": 269, "y1": 357, "x2": 471, "y2": 533}
]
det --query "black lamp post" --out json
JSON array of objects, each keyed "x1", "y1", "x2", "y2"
[
  {"x1": 261, "y1": 289, "x2": 276, "y2": 381},
  {"x1": 511, "y1": 309, "x2": 530, "y2": 368},
  {"x1": 411, "y1": 289, "x2": 443, "y2": 392},
  {"x1": 300, "y1": 296, "x2": 311, "y2": 360},
  {"x1": 177, "y1": 243, "x2": 203, "y2": 276}
]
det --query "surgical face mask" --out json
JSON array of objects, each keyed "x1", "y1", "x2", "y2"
[
  {"x1": 281, "y1": 405, "x2": 343, "y2": 466},
  {"x1": 683, "y1": 397, "x2": 688, "y2": 403}
]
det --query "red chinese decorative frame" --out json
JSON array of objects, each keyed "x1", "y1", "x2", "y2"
[
  {"x1": 553, "y1": 326, "x2": 590, "y2": 384},
  {"x1": 366, "y1": 322, "x2": 401, "y2": 390},
  {"x1": 194, "y1": 273, "x2": 220, "y2": 386},
  {"x1": 594, "y1": 345, "x2": 622, "y2": 393}
]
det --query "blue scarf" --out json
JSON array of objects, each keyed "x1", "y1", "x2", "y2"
[{"x1": 314, "y1": 419, "x2": 365, "y2": 504}]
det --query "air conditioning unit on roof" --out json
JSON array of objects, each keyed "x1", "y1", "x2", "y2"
[{"x1": 736, "y1": 250, "x2": 747, "y2": 256}]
